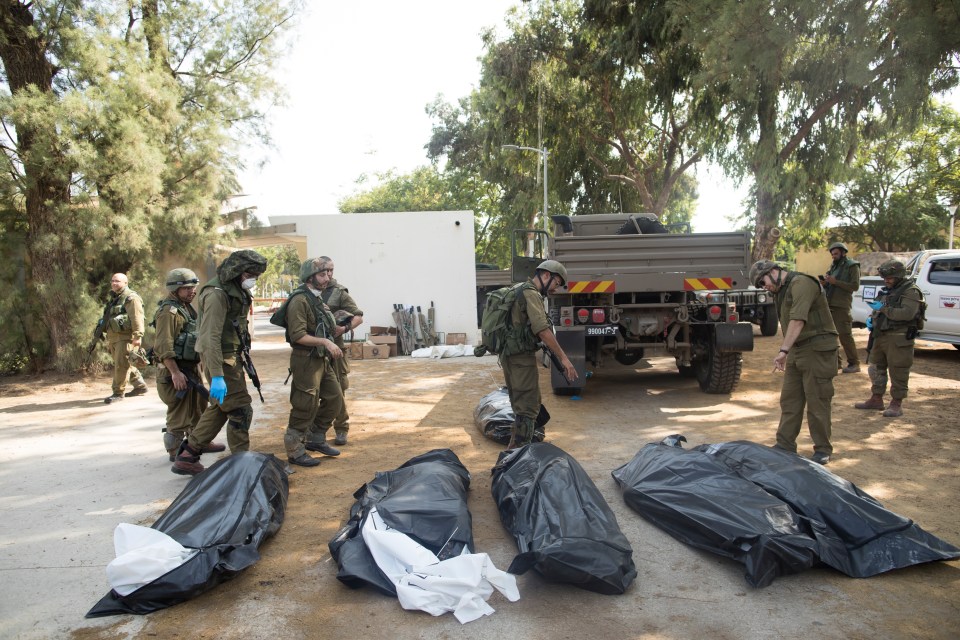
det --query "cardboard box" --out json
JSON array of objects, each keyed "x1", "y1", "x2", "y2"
[
  {"x1": 369, "y1": 335, "x2": 398, "y2": 357},
  {"x1": 363, "y1": 344, "x2": 390, "y2": 359},
  {"x1": 346, "y1": 342, "x2": 365, "y2": 360},
  {"x1": 446, "y1": 333, "x2": 467, "y2": 345},
  {"x1": 369, "y1": 326, "x2": 396, "y2": 336}
]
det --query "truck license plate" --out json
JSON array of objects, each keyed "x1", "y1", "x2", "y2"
[{"x1": 585, "y1": 325, "x2": 617, "y2": 336}]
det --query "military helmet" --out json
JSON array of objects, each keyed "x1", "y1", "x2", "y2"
[
  {"x1": 536, "y1": 259, "x2": 568, "y2": 286},
  {"x1": 165, "y1": 268, "x2": 199, "y2": 293},
  {"x1": 217, "y1": 249, "x2": 268, "y2": 283},
  {"x1": 299, "y1": 257, "x2": 331, "y2": 283},
  {"x1": 828, "y1": 242, "x2": 849, "y2": 253},
  {"x1": 878, "y1": 259, "x2": 906, "y2": 279},
  {"x1": 748, "y1": 259, "x2": 780, "y2": 288},
  {"x1": 127, "y1": 346, "x2": 151, "y2": 370}
]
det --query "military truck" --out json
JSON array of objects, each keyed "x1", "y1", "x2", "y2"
[{"x1": 510, "y1": 214, "x2": 755, "y2": 395}]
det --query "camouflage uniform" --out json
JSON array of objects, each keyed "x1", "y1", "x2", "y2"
[
  {"x1": 775, "y1": 272, "x2": 840, "y2": 456},
  {"x1": 868, "y1": 277, "x2": 923, "y2": 403},
  {"x1": 825, "y1": 254, "x2": 861, "y2": 369},
  {"x1": 153, "y1": 295, "x2": 206, "y2": 459},
  {"x1": 317, "y1": 278, "x2": 363, "y2": 442},
  {"x1": 501, "y1": 282, "x2": 549, "y2": 445},
  {"x1": 283, "y1": 286, "x2": 343, "y2": 459},
  {"x1": 104, "y1": 287, "x2": 147, "y2": 396}
]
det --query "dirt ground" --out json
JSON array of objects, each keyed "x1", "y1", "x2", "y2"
[{"x1": 1, "y1": 314, "x2": 959, "y2": 640}]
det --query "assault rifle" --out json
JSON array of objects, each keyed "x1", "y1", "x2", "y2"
[
  {"x1": 175, "y1": 371, "x2": 210, "y2": 401},
  {"x1": 87, "y1": 301, "x2": 113, "y2": 356},
  {"x1": 539, "y1": 342, "x2": 574, "y2": 385},
  {"x1": 232, "y1": 320, "x2": 264, "y2": 402}
]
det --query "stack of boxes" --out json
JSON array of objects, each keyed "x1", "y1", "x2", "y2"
[{"x1": 346, "y1": 326, "x2": 397, "y2": 360}]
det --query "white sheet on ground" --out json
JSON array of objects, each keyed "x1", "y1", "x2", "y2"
[
  {"x1": 360, "y1": 507, "x2": 520, "y2": 623},
  {"x1": 410, "y1": 344, "x2": 474, "y2": 359},
  {"x1": 105, "y1": 523, "x2": 199, "y2": 596}
]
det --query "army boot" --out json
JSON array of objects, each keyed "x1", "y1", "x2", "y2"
[
  {"x1": 171, "y1": 442, "x2": 204, "y2": 476},
  {"x1": 882, "y1": 399, "x2": 903, "y2": 418},
  {"x1": 200, "y1": 442, "x2": 226, "y2": 454},
  {"x1": 854, "y1": 394, "x2": 885, "y2": 410},
  {"x1": 305, "y1": 439, "x2": 340, "y2": 456}
]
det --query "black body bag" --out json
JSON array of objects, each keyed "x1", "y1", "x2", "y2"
[
  {"x1": 491, "y1": 442, "x2": 636, "y2": 595},
  {"x1": 473, "y1": 387, "x2": 548, "y2": 445},
  {"x1": 87, "y1": 452, "x2": 289, "y2": 617}
]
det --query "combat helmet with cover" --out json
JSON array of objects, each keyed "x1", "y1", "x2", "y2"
[
  {"x1": 828, "y1": 242, "x2": 849, "y2": 253},
  {"x1": 536, "y1": 259, "x2": 568, "y2": 286},
  {"x1": 748, "y1": 259, "x2": 780, "y2": 288},
  {"x1": 878, "y1": 260, "x2": 906, "y2": 279},
  {"x1": 299, "y1": 257, "x2": 331, "y2": 283},
  {"x1": 217, "y1": 249, "x2": 267, "y2": 282}
]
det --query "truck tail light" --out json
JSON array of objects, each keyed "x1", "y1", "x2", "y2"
[
  {"x1": 728, "y1": 312, "x2": 739, "y2": 323},
  {"x1": 708, "y1": 305, "x2": 722, "y2": 321},
  {"x1": 592, "y1": 308, "x2": 605, "y2": 323},
  {"x1": 577, "y1": 308, "x2": 589, "y2": 324}
]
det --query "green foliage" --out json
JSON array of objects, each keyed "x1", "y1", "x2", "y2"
[
  {"x1": 0, "y1": 0, "x2": 299, "y2": 372},
  {"x1": 257, "y1": 244, "x2": 302, "y2": 297},
  {"x1": 830, "y1": 104, "x2": 960, "y2": 251}
]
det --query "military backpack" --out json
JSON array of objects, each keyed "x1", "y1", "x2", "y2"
[{"x1": 477, "y1": 282, "x2": 538, "y2": 357}]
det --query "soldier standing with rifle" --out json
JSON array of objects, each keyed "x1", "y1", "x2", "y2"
[
  {"x1": 153, "y1": 268, "x2": 225, "y2": 462},
  {"x1": 317, "y1": 256, "x2": 364, "y2": 446},
  {"x1": 101, "y1": 273, "x2": 149, "y2": 403},
  {"x1": 172, "y1": 250, "x2": 267, "y2": 476},
  {"x1": 821, "y1": 242, "x2": 861, "y2": 373},
  {"x1": 272, "y1": 258, "x2": 344, "y2": 467}
]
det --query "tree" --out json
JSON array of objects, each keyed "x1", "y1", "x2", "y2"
[
  {"x1": 831, "y1": 104, "x2": 960, "y2": 251},
  {"x1": 0, "y1": 0, "x2": 298, "y2": 372}
]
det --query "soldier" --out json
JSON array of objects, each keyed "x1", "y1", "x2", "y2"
[
  {"x1": 316, "y1": 256, "x2": 364, "y2": 446},
  {"x1": 501, "y1": 260, "x2": 577, "y2": 449},
  {"x1": 153, "y1": 268, "x2": 225, "y2": 461},
  {"x1": 854, "y1": 260, "x2": 925, "y2": 418},
  {"x1": 273, "y1": 258, "x2": 344, "y2": 467},
  {"x1": 822, "y1": 241, "x2": 861, "y2": 373},
  {"x1": 102, "y1": 273, "x2": 148, "y2": 403},
  {"x1": 750, "y1": 260, "x2": 840, "y2": 464},
  {"x1": 172, "y1": 250, "x2": 267, "y2": 476}
]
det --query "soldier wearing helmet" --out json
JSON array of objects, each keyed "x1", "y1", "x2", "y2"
[
  {"x1": 152, "y1": 268, "x2": 225, "y2": 462},
  {"x1": 854, "y1": 260, "x2": 925, "y2": 418},
  {"x1": 500, "y1": 259, "x2": 577, "y2": 449},
  {"x1": 750, "y1": 259, "x2": 840, "y2": 465},
  {"x1": 314, "y1": 256, "x2": 364, "y2": 446},
  {"x1": 271, "y1": 257, "x2": 345, "y2": 467},
  {"x1": 102, "y1": 273, "x2": 148, "y2": 404},
  {"x1": 822, "y1": 241, "x2": 861, "y2": 373},
  {"x1": 173, "y1": 249, "x2": 267, "y2": 476}
]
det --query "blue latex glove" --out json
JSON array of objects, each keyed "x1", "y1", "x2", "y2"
[
  {"x1": 210, "y1": 376, "x2": 227, "y2": 403},
  {"x1": 868, "y1": 300, "x2": 884, "y2": 310},
  {"x1": 866, "y1": 316, "x2": 873, "y2": 330}
]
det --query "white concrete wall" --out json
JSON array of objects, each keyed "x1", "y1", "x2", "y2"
[{"x1": 269, "y1": 211, "x2": 477, "y2": 342}]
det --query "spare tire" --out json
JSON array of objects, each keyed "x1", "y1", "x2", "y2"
[{"x1": 615, "y1": 216, "x2": 669, "y2": 235}]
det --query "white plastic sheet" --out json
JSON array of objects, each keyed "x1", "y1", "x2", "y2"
[
  {"x1": 105, "y1": 523, "x2": 198, "y2": 596},
  {"x1": 410, "y1": 344, "x2": 474, "y2": 359},
  {"x1": 360, "y1": 508, "x2": 519, "y2": 623}
]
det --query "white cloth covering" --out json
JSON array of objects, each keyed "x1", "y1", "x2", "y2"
[
  {"x1": 360, "y1": 508, "x2": 520, "y2": 623},
  {"x1": 410, "y1": 344, "x2": 474, "y2": 359},
  {"x1": 105, "y1": 523, "x2": 198, "y2": 596}
]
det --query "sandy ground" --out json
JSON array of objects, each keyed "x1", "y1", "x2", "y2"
[{"x1": 1, "y1": 313, "x2": 958, "y2": 640}]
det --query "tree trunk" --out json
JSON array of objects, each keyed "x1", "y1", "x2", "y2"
[
  {"x1": 750, "y1": 81, "x2": 782, "y2": 262},
  {"x1": 0, "y1": 2, "x2": 76, "y2": 371}
]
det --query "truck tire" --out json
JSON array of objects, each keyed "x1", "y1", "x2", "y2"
[
  {"x1": 695, "y1": 348, "x2": 742, "y2": 394},
  {"x1": 759, "y1": 306, "x2": 779, "y2": 337}
]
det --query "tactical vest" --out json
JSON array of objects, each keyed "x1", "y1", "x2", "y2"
[
  {"x1": 153, "y1": 298, "x2": 200, "y2": 363},
  {"x1": 825, "y1": 257, "x2": 860, "y2": 307},
  {"x1": 197, "y1": 277, "x2": 250, "y2": 357},
  {"x1": 876, "y1": 278, "x2": 924, "y2": 332},
  {"x1": 106, "y1": 292, "x2": 134, "y2": 333},
  {"x1": 777, "y1": 272, "x2": 837, "y2": 343},
  {"x1": 272, "y1": 286, "x2": 336, "y2": 356}
]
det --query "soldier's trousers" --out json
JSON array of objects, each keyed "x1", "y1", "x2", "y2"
[
  {"x1": 315, "y1": 364, "x2": 350, "y2": 437},
  {"x1": 502, "y1": 351, "x2": 541, "y2": 420},
  {"x1": 777, "y1": 342, "x2": 837, "y2": 455},
  {"x1": 156, "y1": 366, "x2": 206, "y2": 439},
  {"x1": 830, "y1": 305, "x2": 859, "y2": 367},
  {"x1": 108, "y1": 339, "x2": 146, "y2": 395},
  {"x1": 870, "y1": 330, "x2": 915, "y2": 400},
  {"x1": 286, "y1": 351, "x2": 343, "y2": 457},
  {"x1": 188, "y1": 358, "x2": 252, "y2": 453}
]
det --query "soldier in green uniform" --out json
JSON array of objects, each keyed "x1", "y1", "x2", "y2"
[
  {"x1": 854, "y1": 259, "x2": 925, "y2": 418},
  {"x1": 500, "y1": 260, "x2": 577, "y2": 449},
  {"x1": 822, "y1": 242, "x2": 861, "y2": 373},
  {"x1": 316, "y1": 256, "x2": 364, "y2": 446},
  {"x1": 172, "y1": 250, "x2": 267, "y2": 476},
  {"x1": 103, "y1": 273, "x2": 148, "y2": 403},
  {"x1": 153, "y1": 268, "x2": 225, "y2": 461},
  {"x1": 750, "y1": 260, "x2": 840, "y2": 464},
  {"x1": 274, "y1": 258, "x2": 344, "y2": 467}
]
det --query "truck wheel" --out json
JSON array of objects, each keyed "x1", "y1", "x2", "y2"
[
  {"x1": 695, "y1": 348, "x2": 742, "y2": 394},
  {"x1": 759, "y1": 307, "x2": 779, "y2": 337}
]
